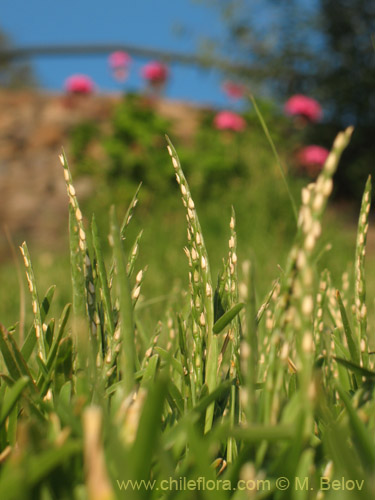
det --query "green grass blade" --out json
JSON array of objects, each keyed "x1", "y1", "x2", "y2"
[
  {"x1": 140, "y1": 354, "x2": 159, "y2": 388},
  {"x1": 28, "y1": 440, "x2": 82, "y2": 484},
  {"x1": 167, "y1": 380, "x2": 185, "y2": 416},
  {"x1": 37, "y1": 304, "x2": 71, "y2": 396},
  {"x1": 248, "y1": 92, "x2": 298, "y2": 223},
  {"x1": 91, "y1": 215, "x2": 115, "y2": 338},
  {"x1": 5, "y1": 333, "x2": 38, "y2": 393},
  {"x1": 334, "y1": 357, "x2": 375, "y2": 381},
  {"x1": 0, "y1": 376, "x2": 29, "y2": 428},
  {"x1": 40, "y1": 285, "x2": 56, "y2": 324},
  {"x1": 154, "y1": 347, "x2": 184, "y2": 375},
  {"x1": 336, "y1": 383, "x2": 375, "y2": 470},
  {"x1": 256, "y1": 279, "x2": 279, "y2": 324},
  {"x1": 0, "y1": 324, "x2": 23, "y2": 381},
  {"x1": 130, "y1": 377, "x2": 167, "y2": 481},
  {"x1": 110, "y1": 206, "x2": 135, "y2": 395},
  {"x1": 228, "y1": 423, "x2": 295, "y2": 443},
  {"x1": 191, "y1": 379, "x2": 232, "y2": 415},
  {"x1": 212, "y1": 302, "x2": 244, "y2": 334},
  {"x1": 21, "y1": 285, "x2": 56, "y2": 362}
]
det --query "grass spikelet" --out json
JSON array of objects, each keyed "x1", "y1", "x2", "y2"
[
  {"x1": 261, "y1": 127, "x2": 354, "y2": 429},
  {"x1": 110, "y1": 206, "x2": 136, "y2": 395},
  {"x1": 19, "y1": 242, "x2": 46, "y2": 362},
  {"x1": 91, "y1": 214, "x2": 115, "y2": 342},
  {"x1": 313, "y1": 270, "x2": 329, "y2": 351},
  {"x1": 354, "y1": 175, "x2": 371, "y2": 367},
  {"x1": 225, "y1": 208, "x2": 240, "y2": 463},
  {"x1": 120, "y1": 181, "x2": 142, "y2": 239},
  {"x1": 166, "y1": 135, "x2": 217, "y2": 433},
  {"x1": 60, "y1": 156, "x2": 98, "y2": 392},
  {"x1": 127, "y1": 229, "x2": 143, "y2": 277},
  {"x1": 293, "y1": 127, "x2": 354, "y2": 373},
  {"x1": 60, "y1": 152, "x2": 97, "y2": 348}
]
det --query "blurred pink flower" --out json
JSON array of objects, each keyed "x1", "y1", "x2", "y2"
[
  {"x1": 108, "y1": 51, "x2": 131, "y2": 82},
  {"x1": 108, "y1": 51, "x2": 131, "y2": 69},
  {"x1": 298, "y1": 145, "x2": 329, "y2": 175},
  {"x1": 64, "y1": 74, "x2": 95, "y2": 94},
  {"x1": 222, "y1": 81, "x2": 245, "y2": 99},
  {"x1": 214, "y1": 111, "x2": 246, "y2": 131},
  {"x1": 141, "y1": 61, "x2": 169, "y2": 84},
  {"x1": 284, "y1": 95, "x2": 322, "y2": 122}
]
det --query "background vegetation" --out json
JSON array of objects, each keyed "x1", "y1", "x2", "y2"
[{"x1": 197, "y1": 0, "x2": 375, "y2": 200}]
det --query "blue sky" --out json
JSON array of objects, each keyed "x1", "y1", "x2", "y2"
[{"x1": 1, "y1": 0, "x2": 236, "y2": 107}]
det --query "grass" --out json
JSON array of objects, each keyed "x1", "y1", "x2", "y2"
[{"x1": 0, "y1": 109, "x2": 374, "y2": 499}]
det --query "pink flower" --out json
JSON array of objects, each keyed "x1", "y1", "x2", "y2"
[
  {"x1": 214, "y1": 111, "x2": 246, "y2": 132},
  {"x1": 297, "y1": 145, "x2": 330, "y2": 175},
  {"x1": 284, "y1": 95, "x2": 322, "y2": 122},
  {"x1": 108, "y1": 51, "x2": 131, "y2": 69},
  {"x1": 222, "y1": 81, "x2": 245, "y2": 99},
  {"x1": 141, "y1": 61, "x2": 168, "y2": 84},
  {"x1": 108, "y1": 51, "x2": 131, "y2": 82},
  {"x1": 64, "y1": 74, "x2": 95, "y2": 94}
]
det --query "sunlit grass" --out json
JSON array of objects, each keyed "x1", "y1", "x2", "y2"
[{"x1": 0, "y1": 122, "x2": 374, "y2": 499}]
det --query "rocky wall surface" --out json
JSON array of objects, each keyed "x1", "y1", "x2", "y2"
[{"x1": 0, "y1": 91, "x2": 200, "y2": 260}]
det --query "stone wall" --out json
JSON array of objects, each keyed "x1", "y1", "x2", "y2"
[{"x1": 0, "y1": 90, "x2": 200, "y2": 259}]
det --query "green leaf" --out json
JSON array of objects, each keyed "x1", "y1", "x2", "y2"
[
  {"x1": 212, "y1": 302, "x2": 245, "y2": 334},
  {"x1": 0, "y1": 376, "x2": 29, "y2": 428},
  {"x1": 36, "y1": 356, "x2": 49, "y2": 380},
  {"x1": 130, "y1": 376, "x2": 167, "y2": 481},
  {"x1": 336, "y1": 383, "x2": 375, "y2": 470},
  {"x1": 0, "y1": 324, "x2": 22, "y2": 381},
  {"x1": 21, "y1": 285, "x2": 56, "y2": 363},
  {"x1": 140, "y1": 354, "x2": 159, "y2": 388},
  {"x1": 20, "y1": 327, "x2": 36, "y2": 364},
  {"x1": 229, "y1": 423, "x2": 295, "y2": 443},
  {"x1": 45, "y1": 318, "x2": 55, "y2": 352},
  {"x1": 192, "y1": 379, "x2": 232, "y2": 415},
  {"x1": 334, "y1": 357, "x2": 375, "y2": 381},
  {"x1": 154, "y1": 347, "x2": 183, "y2": 375},
  {"x1": 167, "y1": 380, "x2": 185, "y2": 416},
  {"x1": 5, "y1": 332, "x2": 38, "y2": 393},
  {"x1": 40, "y1": 285, "x2": 56, "y2": 323},
  {"x1": 27, "y1": 440, "x2": 82, "y2": 484},
  {"x1": 38, "y1": 304, "x2": 71, "y2": 396}
]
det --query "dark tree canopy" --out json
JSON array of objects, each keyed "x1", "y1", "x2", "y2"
[{"x1": 199, "y1": 0, "x2": 375, "y2": 199}]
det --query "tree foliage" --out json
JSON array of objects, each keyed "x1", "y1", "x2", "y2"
[{"x1": 199, "y1": 0, "x2": 375, "y2": 198}]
